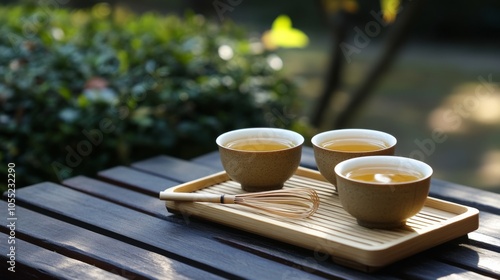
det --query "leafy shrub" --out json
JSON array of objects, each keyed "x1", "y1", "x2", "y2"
[{"x1": 0, "y1": 4, "x2": 305, "y2": 190}]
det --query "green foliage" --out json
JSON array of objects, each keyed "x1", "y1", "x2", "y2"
[{"x1": 0, "y1": 4, "x2": 304, "y2": 190}]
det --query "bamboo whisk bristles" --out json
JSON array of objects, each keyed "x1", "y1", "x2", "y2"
[{"x1": 159, "y1": 187, "x2": 320, "y2": 219}]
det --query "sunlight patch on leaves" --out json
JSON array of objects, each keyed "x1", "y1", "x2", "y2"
[
  {"x1": 381, "y1": 0, "x2": 400, "y2": 23},
  {"x1": 262, "y1": 15, "x2": 309, "y2": 50}
]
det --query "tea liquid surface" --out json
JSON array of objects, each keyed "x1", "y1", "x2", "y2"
[
  {"x1": 321, "y1": 138, "x2": 388, "y2": 152},
  {"x1": 346, "y1": 167, "x2": 422, "y2": 184},
  {"x1": 225, "y1": 138, "x2": 294, "y2": 151}
]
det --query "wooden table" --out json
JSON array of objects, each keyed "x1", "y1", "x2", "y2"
[{"x1": 2, "y1": 147, "x2": 500, "y2": 279}]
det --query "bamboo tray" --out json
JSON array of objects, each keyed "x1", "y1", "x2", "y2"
[{"x1": 163, "y1": 167, "x2": 479, "y2": 271}]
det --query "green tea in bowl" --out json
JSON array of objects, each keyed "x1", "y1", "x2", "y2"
[
  {"x1": 320, "y1": 138, "x2": 389, "y2": 152},
  {"x1": 224, "y1": 138, "x2": 295, "y2": 152},
  {"x1": 334, "y1": 155, "x2": 432, "y2": 229},
  {"x1": 216, "y1": 127, "x2": 304, "y2": 192},
  {"x1": 345, "y1": 166, "x2": 422, "y2": 184},
  {"x1": 311, "y1": 129, "x2": 397, "y2": 188}
]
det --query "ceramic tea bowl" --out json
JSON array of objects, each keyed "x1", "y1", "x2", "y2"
[
  {"x1": 311, "y1": 129, "x2": 397, "y2": 188},
  {"x1": 216, "y1": 127, "x2": 304, "y2": 192},
  {"x1": 334, "y1": 155, "x2": 433, "y2": 229}
]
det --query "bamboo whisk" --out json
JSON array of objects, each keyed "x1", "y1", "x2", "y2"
[{"x1": 159, "y1": 187, "x2": 320, "y2": 219}]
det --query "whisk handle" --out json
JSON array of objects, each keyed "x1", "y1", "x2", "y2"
[{"x1": 159, "y1": 192, "x2": 236, "y2": 204}]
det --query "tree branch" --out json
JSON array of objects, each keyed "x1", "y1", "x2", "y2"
[
  {"x1": 311, "y1": 1, "x2": 352, "y2": 127},
  {"x1": 334, "y1": 0, "x2": 426, "y2": 128}
]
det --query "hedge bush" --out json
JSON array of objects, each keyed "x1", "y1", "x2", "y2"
[{"x1": 0, "y1": 4, "x2": 306, "y2": 190}]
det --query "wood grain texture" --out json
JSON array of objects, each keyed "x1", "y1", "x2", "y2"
[
  {"x1": 190, "y1": 151, "x2": 224, "y2": 171},
  {"x1": 476, "y1": 212, "x2": 500, "y2": 243},
  {"x1": 0, "y1": 233, "x2": 126, "y2": 280},
  {"x1": 98, "y1": 166, "x2": 179, "y2": 195},
  {"x1": 212, "y1": 226, "x2": 497, "y2": 279},
  {"x1": 0, "y1": 201, "x2": 223, "y2": 280},
  {"x1": 393, "y1": 257, "x2": 496, "y2": 280},
  {"x1": 63, "y1": 175, "x2": 168, "y2": 219},
  {"x1": 131, "y1": 155, "x2": 219, "y2": 182},
  {"x1": 430, "y1": 179, "x2": 500, "y2": 214}
]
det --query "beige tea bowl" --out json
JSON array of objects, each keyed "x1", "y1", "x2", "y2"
[
  {"x1": 334, "y1": 155, "x2": 433, "y2": 229},
  {"x1": 311, "y1": 129, "x2": 397, "y2": 188},
  {"x1": 216, "y1": 127, "x2": 304, "y2": 192}
]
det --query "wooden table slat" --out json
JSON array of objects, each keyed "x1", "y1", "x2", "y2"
[
  {"x1": 299, "y1": 145, "x2": 318, "y2": 169},
  {"x1": 190, "y1": 151, "x2": 224, "y2": 171},
  {"x1": 131, "y1": 155, "x2": 219, "y2": 183},
  {"x1": 98, "y1": 166, "x2": 179, "y2": 196},
  {"x1": 476, "y1": 212, "x2": 500, "y2": 245},
  {"x1": 393, "y1": 257, "x2": 497, "y2": 280},
  {"x1": 469, "y1": 232, "x2": 500, "y2": 251},
  {"x1": 63, "y1": 175, "x2": 167, "y2": 219},
  {"x1": 430, "y1": 179, "x2": 500, "y2": 214},
  {"x1": 0, "y1": 232, "x2": 126, "y2": 280},
  {"x1": 437, "y1": 243, "x2": 500, "y2": 278}
]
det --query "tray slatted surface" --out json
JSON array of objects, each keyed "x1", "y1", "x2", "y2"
[{"x1": 164, "y1": 167, "x2": 479, "y2": 271}]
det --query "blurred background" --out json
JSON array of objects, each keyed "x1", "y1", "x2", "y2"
[{"x1": 1, "y1": 0, "x2": 499, "y2": 193}]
